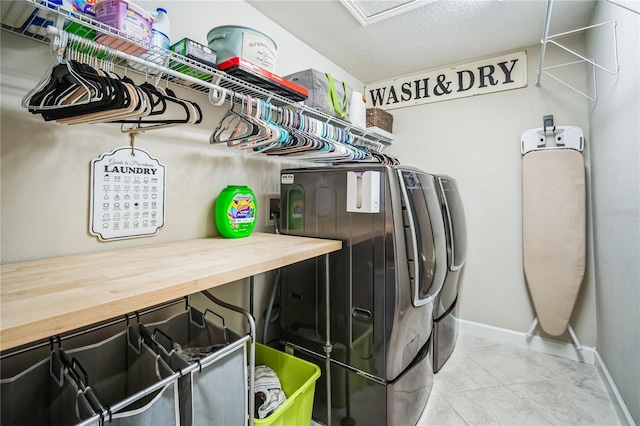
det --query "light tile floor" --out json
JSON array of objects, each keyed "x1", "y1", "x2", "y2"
[{"x1": 418, "y1": 333, "x2": 621, "y2": 425}]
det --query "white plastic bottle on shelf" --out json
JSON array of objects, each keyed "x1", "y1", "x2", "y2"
[
  {"x1": 130, "y1": 7, "x2": 171, "y2": 76},
  {"x1": 151, "y1": 8, "x2": 170, "y2": 51}
]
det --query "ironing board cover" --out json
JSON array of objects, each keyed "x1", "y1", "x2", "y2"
[{"x1": 522, "y1": 149, "x2": 586, "y2": 336}]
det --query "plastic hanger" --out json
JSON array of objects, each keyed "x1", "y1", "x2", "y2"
[
  {"x1": 56, "y1": 72, "x2": 136, "y2": 124},
  {"x1": 119, "y1": 86, "x2": 200, "y2": 132},
  {"x1": 228, "y1": 96, "x2": 274, "y2": 149},
  {"x1": 37, "y1": 61, "x2": 128, "y2": 122},
  {"x1": 210, "y1": 95, "x2": 258, "y2": 144},
  {"x1": 23, "y1": 59, "x2": 98, "y2": 112}
]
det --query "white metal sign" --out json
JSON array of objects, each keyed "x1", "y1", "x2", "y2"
[
  {"x1": 365, "y1": 51, "x2": 527, "y2": 110},
  {"x1": 90, "y1": 147, "x2": 166, "y2": 241}
]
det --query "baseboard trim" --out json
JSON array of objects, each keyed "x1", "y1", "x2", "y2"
[
  {"x1": 458, "y1": 319, "x2": 595, "y2": 364},
  {"x1": 594, "y1": 350, "x2": 636, "y2": 426}
]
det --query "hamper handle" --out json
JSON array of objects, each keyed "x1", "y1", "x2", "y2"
[
  {"x1": 49, "y1": 348, "x2": 66, "y2": 387},
  {"x1": 70, "y1": 357, "x2": 90, "y2": 385},
  {"x1": 152, "y1": 327, "x2": 176, "y2": 355},
  {"x1": 188, "y1": 306, "x2": 226, "y2": 329},
  {"x1": 203, "y1": 308, "x2": 226, "y2": 328},
  {"x1": 127, "y1": 322, "x2": 143, "y2": 355}
]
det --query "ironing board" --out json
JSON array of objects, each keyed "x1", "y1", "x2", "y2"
[{"x1": 521, "y1": 126, "x2": 586, "y2": 343}]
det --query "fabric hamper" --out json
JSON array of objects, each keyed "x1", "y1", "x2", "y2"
[
  {"x1": 140, "y1": 307, "x2": 247, "y2": 426},
  {"x1": 284, "y1": 69, "x2": 353, "y2": 121},
  {"x1": 67, "y1": 326, "x2": 180, "y2": 425},
  {"x1": 1, "y1": 350, "x2": 99, "y2": 426}
]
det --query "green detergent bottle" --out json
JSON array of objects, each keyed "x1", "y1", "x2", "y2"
[
  {"x1": 215, "y1": 185, "x2": 257, "y2": 238},
  {"x1": 288, "y1": 186, "x2": 304, "y2": 231}
]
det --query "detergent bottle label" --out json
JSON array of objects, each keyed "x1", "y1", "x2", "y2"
[
  {"x1": 228, "y1": 194, "x2": 256, "y2": 224},
  {"x1": 72, "y1": 0, "x2": 96, "y2": 15},
  {"x1": 288, "y1": 187, "x2": 304, "y2": 230}
]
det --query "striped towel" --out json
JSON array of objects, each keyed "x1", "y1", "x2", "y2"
[{"x1": 254, "y1": 364, "x2": 286, "y2": 419}]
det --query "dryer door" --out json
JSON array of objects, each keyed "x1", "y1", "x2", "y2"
[{"x1": 399, "y1": 170, "x2": 447, "y2": 306}]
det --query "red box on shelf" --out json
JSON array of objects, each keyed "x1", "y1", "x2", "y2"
[{"x1": 217, "y1": 57, "x2": 308, "y2": 102}]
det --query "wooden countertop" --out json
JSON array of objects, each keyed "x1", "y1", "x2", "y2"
[{"x1": 0, "y1": 233, "x2": 341, "y2": 352}]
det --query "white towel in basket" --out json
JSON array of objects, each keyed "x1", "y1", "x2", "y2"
[{"x1": 254, "y1": 364, "x2": 286, "y2": 419}]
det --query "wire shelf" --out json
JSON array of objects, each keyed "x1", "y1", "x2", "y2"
[{"x1": 1, "y1": 0, "x2": 393, "y2": 151}]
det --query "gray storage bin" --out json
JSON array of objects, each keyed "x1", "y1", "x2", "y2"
[
  {"x1": 284, "y1": 69, "x2": 353, "y2": 121},
  {"x1": 141, "y1": 308, "x2": 247, "y2": 426}
]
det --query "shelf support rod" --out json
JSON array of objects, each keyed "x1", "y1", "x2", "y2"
[
  {"x1": 534, "y1": 0, "x2": 619, "y2": 100},
  {"x1": 535, "y1": 0, "x2": 554, "y2": 87},
  {"x1": 540, "y1": 61, "x2": 598, "y2": 101},
  {"x1": 546, "y1": 21, "x2": 620, "y2": 76}
]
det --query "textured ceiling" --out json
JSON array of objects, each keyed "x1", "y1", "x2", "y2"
[
  {"x1": 354, "y1": 0, "x2": 416, "y2": 16},
  {"x1": 247, "y1": 0, "x2": 597, "y2": 84}
]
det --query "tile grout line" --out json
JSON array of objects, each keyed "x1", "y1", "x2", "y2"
[
  {"x1": 432, "y1": 332, "x2": 621, "y2": 425},
  {"x1": 438, "y1": 383, "x2": 555, "y2": 426},
  {"x1": 458, "y1": 345, "x2": 514, "y2": 388}
]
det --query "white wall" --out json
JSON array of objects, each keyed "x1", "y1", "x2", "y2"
[
  {"x1": 382, "y1": 38, "x2": 598, "y2": 347},
  {"x1": 0, "y1": 1, "x2": 362, "y2": 334},
  {"x1": 586, "y1": 1, "x2": 640, "y2": 423}
]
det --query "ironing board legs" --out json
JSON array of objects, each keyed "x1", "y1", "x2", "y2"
[
  {"x1": 567, "y1": 324, "x2": 583, "y2": 351},
  {"x1": 526, "y1": 316, "x2": 583, "y2": 351},
  {"x1": 526, "y1": 317, "x2": 539, "y2": 338}
]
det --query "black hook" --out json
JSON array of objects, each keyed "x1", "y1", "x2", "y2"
[{"x1": 543, "y1": 114, "x2": 555, "y2": 133}]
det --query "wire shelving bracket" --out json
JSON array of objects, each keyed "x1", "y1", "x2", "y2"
[{"x1": 534, "y1": 0, "x2": 620, "y2": 101}]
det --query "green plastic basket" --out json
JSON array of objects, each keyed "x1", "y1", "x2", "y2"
[{"x1": 254, "y1": 343, "x2": 321, "y2": 426}]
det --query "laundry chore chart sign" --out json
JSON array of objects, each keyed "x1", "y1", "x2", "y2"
[{"x1": 90, "y1": 147, "x2": 166, "y2": 241}]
